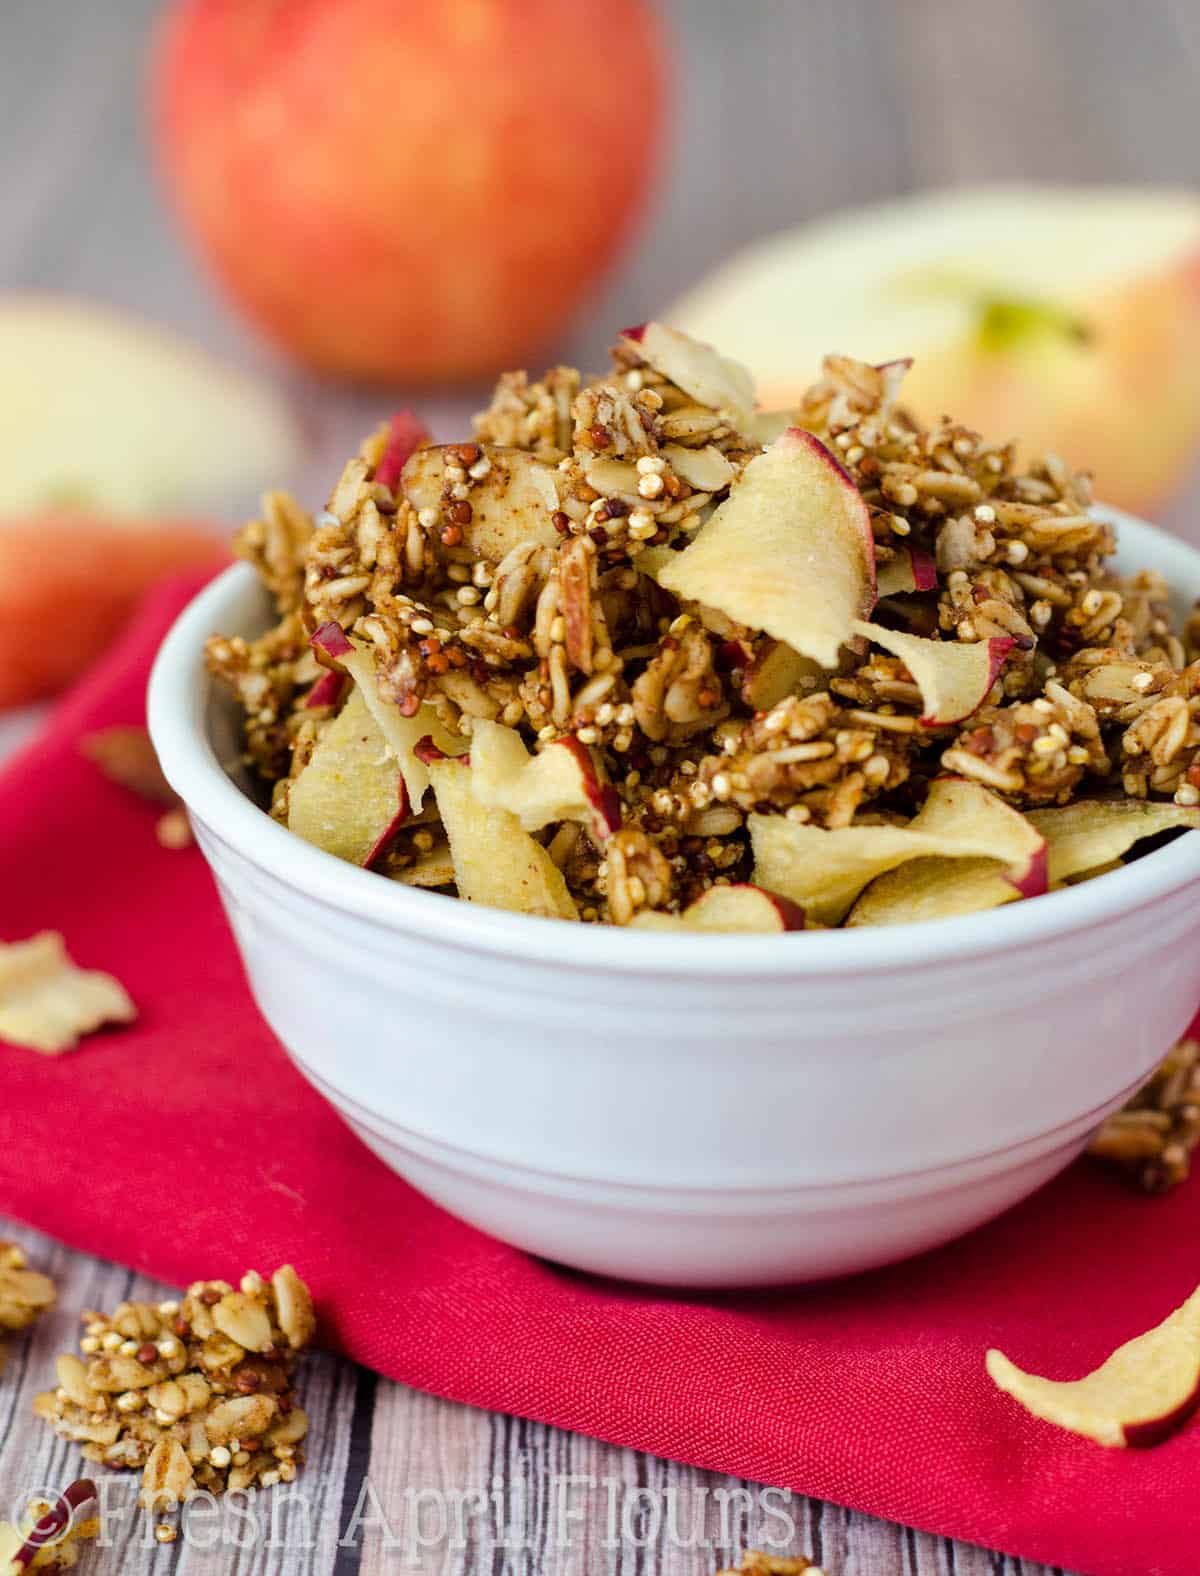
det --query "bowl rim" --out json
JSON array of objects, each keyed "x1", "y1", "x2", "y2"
[{"x1": 148, "y1": 507, "x2": 1200, "y2": 978}]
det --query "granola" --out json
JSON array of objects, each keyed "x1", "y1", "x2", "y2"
[
  {"x1": 0, "y1": 1243, "x2": 56, "y2": 1378},
  {"x1": 0, "y1": 934, "x2": 135, "y2": 1055},
  {"x1": 208, "y1": 326, "x2": 1200, "y2": 930},
  {"x1": 715, "y1": 1553, "x2": 825, "y2": 1576},
  {"x1": 33, "y1": 1266, "x2": 314, "y2": 1506},
  {"x1": 1089, "y1": 1037, "x2": 1200, "y2": 1192}
]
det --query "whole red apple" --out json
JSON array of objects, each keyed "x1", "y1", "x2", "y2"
[{"x1": 151, "y1": 0, "x2": 670, "y2": 383}]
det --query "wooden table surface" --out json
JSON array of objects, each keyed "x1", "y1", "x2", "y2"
[{"x1": 4, "y1": 0, "x2": 1198, "y2": 1569}]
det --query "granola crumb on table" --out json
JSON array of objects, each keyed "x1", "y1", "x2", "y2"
[
  {"x1": 33, "y1": 1265, "x2": 315, "y2": 1509},
  {"x1": 715, "y1": 1551, "x2": 825, "y2": 1576},
  {"x1": 208, "y1": 330, "x2": 1200, "y2": 928}
]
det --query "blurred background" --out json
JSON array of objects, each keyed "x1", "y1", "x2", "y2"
[{"x1": 1, "y1": 0, "x2": 1198, "y2": 727}]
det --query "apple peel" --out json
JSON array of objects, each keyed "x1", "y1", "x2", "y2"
[
  {"x1": 853, "y1": 620, "x2": 1012, "y2": 725},
  {"x1": 425, "y1": 757, "x2": 578, "y2": 920},
  {"x1": 651, "y1": 428, "x2": 876, "y2": 671},
  {"x1": 1027, "y1": 799, "x2": 1200, "y2": 884},
  {"x1": 987, "y1": 1283, "x2": 1200, "y2": 1447},
  {"x1": 631, "y1": 884, "x2": 804, "y2": 933},
  {"x1": 375, "y1": 409, "x2": 430, "y2": 491},
  {"x1": 751, "y1": 776, "x2": 1045, "y2": 924},
  {"x1": 467, "y1": 720, "x2": 621, "y2": 843},
  {"x1": 875, "y1": 545, "x2": 939, "y2": 598}
]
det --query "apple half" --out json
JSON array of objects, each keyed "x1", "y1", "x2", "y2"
[
  {"x1": 648, "y1": 428, "x2": 876, "y2": 671},
  {"x1": 401, "y1": 445, "x2": 561, "y2": 560},
  {"x1": 987, "y1": 1283, "x2": 1200, "y2": 1447},
  {"x1": 425, "y1": 755, "x2": 578, "y2": 920},
  {"x1": 750, "y1": 777, "x2": 1046, "y2": 924},
  {"x1": 666, "y1": 186, "x2": 1200, "y2": 513},
  {"x1": 0, "y1": 297, "x2": 298, "y2": 515},
  {"x1": 286, "y1": 689, "x2": 411, "y2": 868},
  {"x1": 1027, "y1": 799, "x2": 1200, "y2": 884},
  {"x1": 630, "y1": 884, "x2": 804, "y2": 933},
  {"x1": 853, "y1": 620, "x2": 1011, "y2": 725},
  {"x1": 621, "y1": 322, "x2": 756, "y2": 427},
  {"x1": 467, "y1": 720, "x2": 621, "y2": 843}
]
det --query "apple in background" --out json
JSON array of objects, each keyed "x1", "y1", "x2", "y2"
[
  {"x1": 152, "y1": 0, "x2": 670, "y2": 384},
  {"x1": 0, "y1": 515, "x2": 226, "y2": 709},
  {"x1": 649, "y1": 427, "x2": 876, "y2": 671},
  {"x1": 0, "y1": 296, "x2": 299, "y2": 709},
  {"x1": 0, "y1": 298, "x2": 298, "y2": 517},
  {"x1": 667, "y1": 187, "x2": 1200, "y2": 513}
]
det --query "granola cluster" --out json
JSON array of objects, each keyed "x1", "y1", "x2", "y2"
[
  {"x1": 1089, "y1": 1037, "x2": 1200, "y2": 1192},
  {"x1": 0, "y1": 1242, "x2": 56, "y2": 1375},
  {"x1": 209, "y1": 332, "x2": 1200, "y2": 926},
  {"x1": 33, "y1": 1266, "x2": 314, "y2": 1505}
]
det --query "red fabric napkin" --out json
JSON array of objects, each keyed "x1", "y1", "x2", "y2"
[{"x1": 2, "y1": 577, "x2": 1197, "y2": 1576}]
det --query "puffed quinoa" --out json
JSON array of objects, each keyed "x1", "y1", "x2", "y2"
[
  {"x1": 209, "y1": 329, "x2": 1200, "y2": 928},
  {"x1": 33, "y1": 1266, "x2": 315, "y2": 1505}
]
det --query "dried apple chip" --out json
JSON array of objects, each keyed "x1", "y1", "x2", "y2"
[
  {"x1": 852, "y1": 620, "x2": 1012, "y2": 725},
  {"x1": 287, "y1": 689, "x2": 411, "y2": 868},
  {"x1": 621, "y1": 322, "x2": 756, "y2": 426},
  {"x1": 339, "y1": 641, "x2": 460, "y2": 812},
  {"x1": 846, "y1": 855, "x2": 1018, "y2": 927},
  {"x1": 468, "y1": 720, "x2": 621, "y2": 843},
  {"x1": 425, "y1": 755, "x2": 578, "y2": 920},
  {"x1": 0, "y1": 933, "x2": 135, "y2": 1055},
  {"x1": 1027, "y1": 799, "x2": 1200, "y2": 884},
  {"x1": 650, "y1": 427, "x2": 876, "y2": 670},
  {"x1": 631, "y1": 884, "x2": 804, "y2": 933},
  {"x1": 987, "y1": 1283, "x2": 1200, "y2": 1447},
  {"x1": 751, "y1": 777, "x2": 1046, "y2": 925}
]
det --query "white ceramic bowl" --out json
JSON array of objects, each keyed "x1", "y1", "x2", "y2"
[{"x1": 149, "y1": 509, "x2": 1200, "y2": 1287}]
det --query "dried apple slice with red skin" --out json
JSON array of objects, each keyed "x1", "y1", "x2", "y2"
[
  {"x1": 7, "y1": 1479, "x2": 98, "y2": 1570},
  {"x1": 987, "y1": 1283, "x2": 1200, "y2": 1448},
  {"x1": 374, "y1": 408, "x2": 430, "y2": 491},
  {"x1": 750, "y1": 776, "x2": 1045, "y2": 924},
  {"x1": 287, "y1": 689, "x2": 412, "y2": 868},
  {"x1": 853, "y1": 619, "x2": 1013, "y2": 725},
  {"x1": 631, "y1": 884, "x2": 804, "y2": 933},
  {"x1": 466, "y1": 720, "x2": 620, "y2": 843},
  {"x1": 1027, "y1": 799, "x2": 1200, "y2": 884},
  {"x1": 875, "y1": 545, "x2": 939, "y2": 598},
  {"x1": 650, "y1": 427, "x2": 876, "y2": 671},
  {"x1": 620, "y1": 322, "x2": 756, "y2": 425},
  {"x1": 402, "y1": 444, "x2": 561, "y2": 560},
  {"x1": 425, "y1": 755, "x2": 578, "y2": 920}
]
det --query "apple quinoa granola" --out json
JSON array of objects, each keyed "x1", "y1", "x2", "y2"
[
  {"x1": 207, "y1": 324, "x2": 1200, "y2": 931},
  {"x1": 0, "y1": 1243, "x2": 56, "y2": 1378},
  {"x1": 33, "y1": 1266, "x2": 314, "y2": 1507}
]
